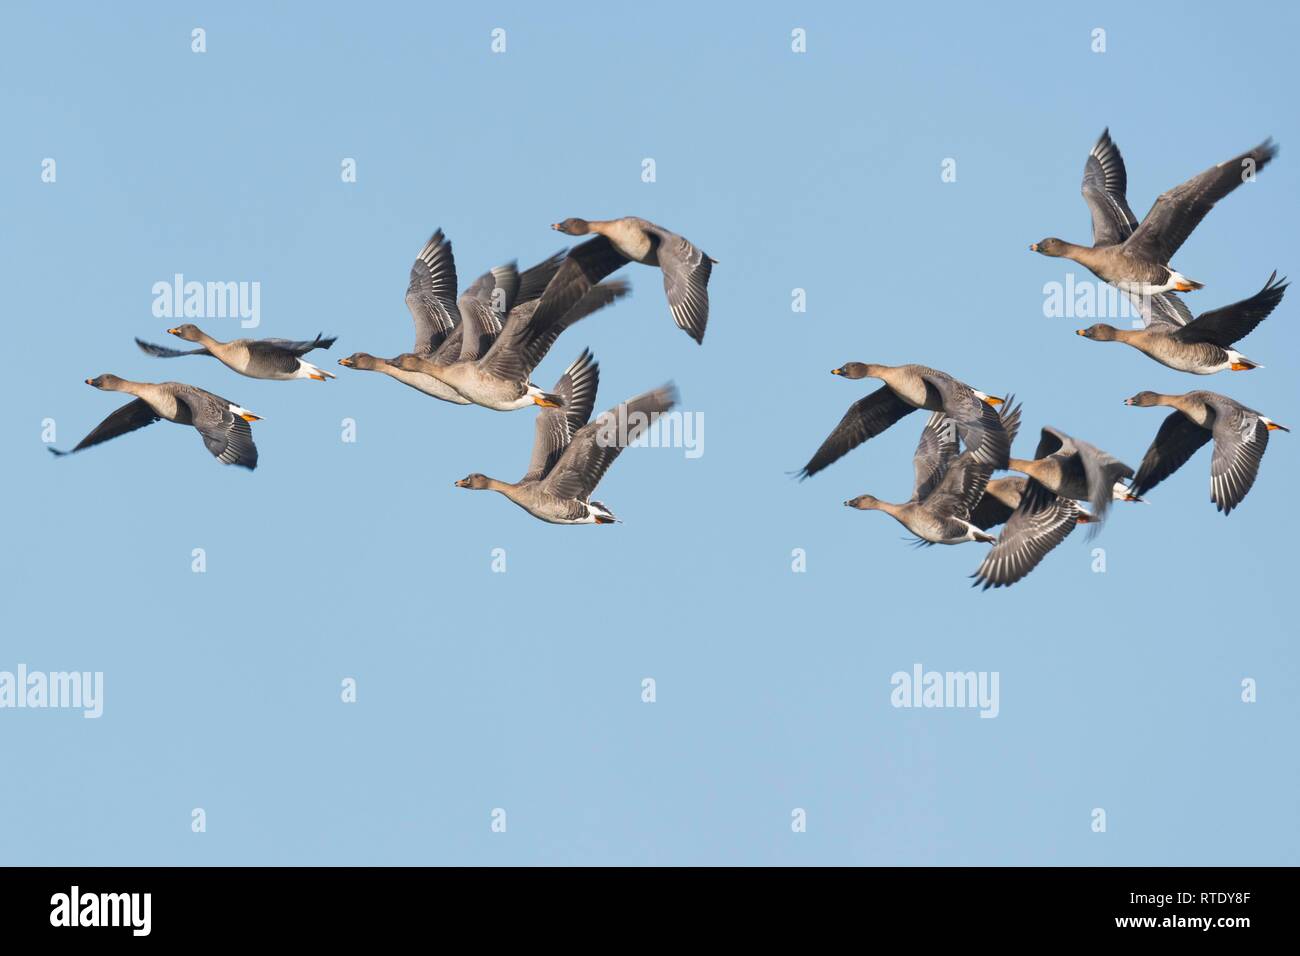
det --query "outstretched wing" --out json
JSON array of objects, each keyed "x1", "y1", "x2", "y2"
[
  {"x1": 1177, "y1": 271, "x2": 1287, "y2": 347},
  {"x1": 797, "y1": 386, "x2": 916, "y2": 479},
  {"x1": 49, "y1": 399, "x2": 160, "y2": 456},
  {"x1": 135, "y1": 338, "x2": 211, "y2": 358},
  {"x1": 643, "y1": 222, "x2": 713, "y2": 344},
  {"x1": 1081, "y1": 128, "x2": 1139, "y2": 247},
  {"x1": 522, "y1": 349, "x2": 600, "y2": 483},
  {"x1": 1124, "y1": 140, "x2": 1278, "y2": 264},
  {"x1": 404, "y1": 229, "x2": 459, "y2": 354},
  {"x1": 541, "y1": 385, "x2": 678, "y2": 501},
  {"x1": 971, "y1": 479, "x2": 1080, "y2": 589},
  {"x1": 1131, "y1": 411, "x2": 1213, "y2": 499}
]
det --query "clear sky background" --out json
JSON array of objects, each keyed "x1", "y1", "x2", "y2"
[{"x1": 2, "y1": 2, "x2": 1296, "y2": 865}]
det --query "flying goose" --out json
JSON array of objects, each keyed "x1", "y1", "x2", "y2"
[
  {"x1": 1077, "y1": 271, "x2": 1287, "y2": 373},
  {"x1": 1008, "y1": 427, "x2": 1141, "y2": 529},
  {"x1": 1032, "y1": 131, "x2": 1278, "y2": 296},
  {"x1": 551, "y1": 217, "x2": 715, "y2": 344},
  {"x1": 393, "y1": 237, "x2": 631, "y2": 410},
  {"x1": 50, "y1": 375, "x2": 259, "y2": 469},
  {"x1": 1008, "y1": 426, "x2": 1140, "y2": 528},
  {"x1": 136, "y1": 326, "x2": 337, "y2": 381},
  {"x1": 456, "y1": 373, "x2": 678, "y2": 524},
  {"x1": 797, "y1": 363, "x2": 1010, "y2": 479},
  {"x1": 1125, "y1": 389, "x2": 1289, "y2": 514},
  {"x1": 844, "y1": 401, "x2": 1021, "y2": 545},
  {"x1": 970, "y1": 477, "x2": 1086, "y2": 589},
  {"x1": 337, "y1": 230, "x2": 566, "y2": 403}
]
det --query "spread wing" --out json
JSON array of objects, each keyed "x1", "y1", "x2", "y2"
[
  {"x1": 796, "y1": 386, "x2": 916, "y2": 479},
  {"x1": 178, "y1": 389, "x2": 259, "y2": 470},
  {"x1": 135, "y1": 338, "x2": 211, "y2": 358},
  {"x1": 971, "y1": 479, "x2": 1080, "y2": 589},
  {"x1": 910, "y1": 412, "x2": 959, "y2": 502},
  {"x1": 1209, "y1": 408, "x2": 1270, "y2": 515},
  {"x1": 48, "y1": 399, "x2": 160, "y2": 456},
  {"x1": 404, "y1": 229, "x2": 459, "y2": 354},
  {"x1": 541, "y1": 385, "x2": 677, "y2": 501},
  {"x1": 643, "y1": 222, "x2": 713, "y2": 344},
  {"x1": 1124, "y1": 140, "x2": 1278, "y2": 264},
  {"x1": 1081, "y1": 128, "x2": 1139, "y2": 247},
  {"x1": 522, "y1": 349, "x2": 600, "y2": 483},
  {"x1": 1176, "y1": 271, "x2": 1287, "y2": 347},
  {"x1": 1131, "y1": 411, "x2": 1212, "y2": 499}
]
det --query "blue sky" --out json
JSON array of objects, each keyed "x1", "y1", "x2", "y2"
[{"x1": 1, "y1": 1, "x2": 1296, "y2": 865}]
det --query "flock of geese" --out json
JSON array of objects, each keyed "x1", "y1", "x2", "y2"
[
  {"x1": 48, "y1": 131, "x2": 1290, "y2": 575},
  {"x1": 52, "y1": 217, "x2": 716, "y2": 524},
  {"x1": 798, "y1": 130, "x2": 1288, "y2": 588}
]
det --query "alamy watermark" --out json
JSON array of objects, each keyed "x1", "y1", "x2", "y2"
[
  {"x1": 890, "y1": 663, "x2": 999, "y2": 719},
  {"x1": 595, "y1": 408, "x2": 704, "y2": 459},
  {"x1": 152, "y1": 274, "x2": 260, "y2": 328},
  {"x1": 0, "y1": 665, "x2": 103, "y2": 718}
]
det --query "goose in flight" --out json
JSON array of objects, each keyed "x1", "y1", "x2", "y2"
[
  {"x1": 551, "y1": 216, "x2": 715, "y2": 344},
  {"x1": 1077, "y1": 271, "x2": 1286, "y2": 374},
  {"x1": 49, "y1": 375, "x2": 259, "y2": 469},
  {"x1": 1032, "y1": 130, "x2": 1278, "y2": 296},
  {"x1": 456, "y1": 364, "x2": 678, "y2": 524},
  {"x1": 337, "y1": 230, "x2": 566, "y2": 403},
  {"x1": 1007, "y1": 426, "x2": 1141, "y2": 528},
  {"x1": 798, "y1": 363, "x2": 1009, "y2": 479},
  {"x1": 844, "y1": 401, "x2": 1020, "y2": 546},
  {"x1": 393, "y1": 237, "x2": 631, "y2": 410},
  {"x1": 136, "y1": 327, "x2": 337, "y2": 381},
  {"x1": 1125, "y1": 389, "x2": 1289, "y2": 514}
]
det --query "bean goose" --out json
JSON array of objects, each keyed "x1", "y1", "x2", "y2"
[
  {"x1": 844, "y1": 400, "x2": 1021, "y2": 545},
  {"x1": 970, "y1": 477, "x2": 1089, "y2": 590},
  {"x1": 50, "y1": 375, "x2": 259, "y2": 469},
  {"x1": 1125, "y1": 390, "x2": 1290, "y2": 514},
  {"x1": 456, "y1": 373, "x2": 678, "y2": 524},
  {"x1": 551, "y1": 217, "x2": 715, "y2": 344},
  {"x1": 1077, "y1": 271, "x2": 1287, "y2": 373},
  {"x1": 338, "y1": 230, "x2": 566, "y2": 404},
  {"x1": 393, "y1": 237, "x2": 631, "y2": 410},
  {"x1": 1032, "y1": 131, "x2": 1278, "y2": 295},
  {"x1": 137, "y1": 326, "x2": 337, "y2": 381},
  {"x1": 1008, "y1": 426, "x2": 1141, "y2": 528},
  {"x1": 797, "y1": 363, "x2": 1009, "y2": 479}
]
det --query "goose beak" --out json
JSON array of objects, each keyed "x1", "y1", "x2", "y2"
[
  {"x1": 1029, "y1": 243, "x2": 1038, "y2": 252},
  {"x1": 167, "y1": 328, "x2": 180, "y2": 335},
  {"x1": 831, "y1": 368, "x2": 842, "y2": 375},
  {"x1": 84, "y1": 378, "x2": 94, "y2": 386},
  {"x1": 550, "y1": 223, "x2": 561, "y2": 231},
  {"x1": 1075, "y1": 329, "x2": 1086, "y2": 336},
  {"x1": 1123, "y1": 398, "x2": 1135, "y2": 406},
  {"x1": 338, "y1": 357, "x2": 353, "y2": 367},
  {"x1": 454, "y1": 479, "x2": 469, "y2": 488}
]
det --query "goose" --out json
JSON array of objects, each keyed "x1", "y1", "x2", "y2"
[
  {"x1": 970, "y1": 477, "x2": 1086, "y2": 589},
  {"x1": 455, "y1": 373, "x2": 678, "y2": 524},
  {"x1": 843, "y1": 400, "x2": 1021, "y2": 545},
  {"x1": 1032, "y1": 131, "x2": 1278, "y2": 296},
  {"x1": 797, "y1": 363, "x2": 1010, "y2": 479},
  {"x1": 1125, "y1": 389, "x2": 1289, "y2": 514},
  {"x1": 137, "y1": 326, "x2": 337, "y2": 381},
  {"x1": 49, "y1": 375, "x2": 259, "y2": 469},
  {"x1": 1077, "y1": 271, "x2": 1287, "y2": 373},
  {"x1": 1008, "y1": 426, "x2": 1141, "y2": 527},
  {"x1": 393, "y1": 236, "x2": 631, "y2": 410},
  {"x1": 551, "y1": 217, "x2": 715, "y2": 344},
  {"x1": 337, "y1": 230, "x2": 566, "y2": 404}
]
